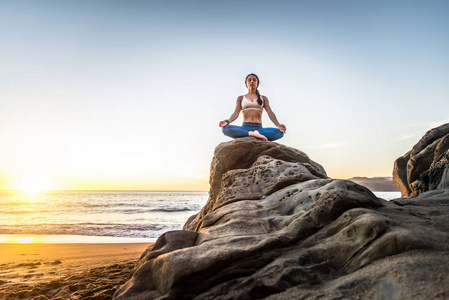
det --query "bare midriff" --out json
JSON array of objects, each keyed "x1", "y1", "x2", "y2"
[{"x1": 242, "y1": 110, "x2": 262, "y2": 123}]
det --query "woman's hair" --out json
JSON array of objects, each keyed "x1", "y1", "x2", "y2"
[{"x1": 245, "y1": 73, "x2": 263, "y2": 106}]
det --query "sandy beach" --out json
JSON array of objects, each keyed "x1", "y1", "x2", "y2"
[{"x1": 0, "y1": 242, "x2": 152, "y2": 300}]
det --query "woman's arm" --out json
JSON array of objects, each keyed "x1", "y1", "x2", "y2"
[
  {"x1": 219, "y1": 96, "x2": 243, "y2": 127},
  {"x1": 263, "y1": 96, "x2": 286, "y2": 133}
]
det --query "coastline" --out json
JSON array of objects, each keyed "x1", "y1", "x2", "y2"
[
  {"x1": 0, "y1": 242, "x2": 153, "y2": 299},
  {"x1": 0, "y1": 191, "x2": 403, "y2": 299},
  {"x1": 0, "y1": 234, "x2": 157, "y2": 244}
]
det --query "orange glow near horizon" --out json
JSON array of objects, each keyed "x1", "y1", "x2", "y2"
[
  {"x1": 3, "y1": 176, "x2": 210, "y2": 192},
  {"x1": 0, "y1": 171, "x2": 399, "y2": 192},
  {"x1": 42, "y1": 176, "x2": 210, "y2": 191}
]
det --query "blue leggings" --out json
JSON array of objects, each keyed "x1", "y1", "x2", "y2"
[{"x1": 222, "y1": 122, "x2": 284, "y2": 141}]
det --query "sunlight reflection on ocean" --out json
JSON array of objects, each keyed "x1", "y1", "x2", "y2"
[{"x1": 0, "y1": 191, "x2": 208, "y2": 243}]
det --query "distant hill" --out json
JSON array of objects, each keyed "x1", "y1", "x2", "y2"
[{"x1": 347, "y1": 176, "x2": 399, "y2": 192}]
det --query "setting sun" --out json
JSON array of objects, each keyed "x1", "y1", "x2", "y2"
[{"x1": 10, "y1": 174, "x2": 55, "y2": 193}]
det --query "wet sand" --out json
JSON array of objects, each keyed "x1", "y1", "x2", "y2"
[{"x1": 0, "y1": 243, "x2": 152, "y2": 299}]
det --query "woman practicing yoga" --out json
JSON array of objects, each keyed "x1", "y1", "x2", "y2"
[{"x1": 219, "y1": 73, "x2": 286, "y2": 141}]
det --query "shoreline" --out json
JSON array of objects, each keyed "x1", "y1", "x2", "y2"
[
  {"x1": 0, "y1": 234, "x2": 157, "y2": 244},
  {"x1": 0, "y1": 242, "x2": 153, "y2": 299}
]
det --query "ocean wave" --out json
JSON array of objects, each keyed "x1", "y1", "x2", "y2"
[
  {"x1": 0, "y1": 223, "x2": 181, "y2": 238},
  {"x1": 0, "y1": 206, "x2": 202, "y2": 216},
  {"x1": 120, "y1": 207, "x2": 195, "y2": 214},
  {"x1": 0, "y1": 191, "x2": 207, "y2": 239}
]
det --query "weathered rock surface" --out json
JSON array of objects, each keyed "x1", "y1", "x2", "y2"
[
  {"x1": 348, "y1": 176, "x2": 399, "y2": 192},
  {"x1": 393, "y1": 123, "x2": 449, "y2": 197},
  {"x1": 115, "y1": 138, "x2": 449, "y2": 300}
]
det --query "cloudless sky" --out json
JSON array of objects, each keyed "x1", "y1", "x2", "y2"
[{"x1": 1, "y1": 0, "x2": 448, "y2": 191}]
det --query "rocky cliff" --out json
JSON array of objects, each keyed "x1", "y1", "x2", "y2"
[
  {"x1": 115, "y1": 138, "x2": 449, "y2": 299},
  {"x1": 393, "y1": 123, "x2": 449, "y2": 197}
]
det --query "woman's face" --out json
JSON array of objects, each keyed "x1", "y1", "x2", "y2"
[{"x1": 246, "y1": 75, "x2": 259, "y2": 89}]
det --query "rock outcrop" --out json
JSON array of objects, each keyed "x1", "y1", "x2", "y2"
[
  {"x1": 115, "y1": 138, "x2": 449, "y2": 299},
  {"x1": 393, "y1": 123, "x2": 449, "y2": 197}
]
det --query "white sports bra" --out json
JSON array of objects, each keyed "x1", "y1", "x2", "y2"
[{"x1": 241, "y1": 95, "x2": 263, "y2": 112}]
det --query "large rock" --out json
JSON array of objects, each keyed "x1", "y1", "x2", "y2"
[
  {"x1": 393, "y1": 123, "x2": 449, "y2": 197},
  {"x1": 185, "y1": 138, "x2": 328, "y2": 232},
  {"x1": 115, "y1": 138, "x2": 449, "y2": 299}
]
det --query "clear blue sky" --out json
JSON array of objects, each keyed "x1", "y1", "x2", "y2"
[{"x1": 1, "y1": 0, "x2": 448, "y2": 190}]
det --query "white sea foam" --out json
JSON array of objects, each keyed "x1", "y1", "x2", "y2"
[{"x1": 373, "y1": 191, "x2": 401, "y2": 201}]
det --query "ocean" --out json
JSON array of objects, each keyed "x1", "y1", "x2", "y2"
[{"x1": 0, "y1": 190, "x2": 401, "y2": 243}]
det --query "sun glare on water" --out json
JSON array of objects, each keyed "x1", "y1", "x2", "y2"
[
  {"x1": 7, "y1": 236, "x2": 40, "y2": 244},
  {"x1": 17, "y1": 237, "x2": 35, "y2": 243}
]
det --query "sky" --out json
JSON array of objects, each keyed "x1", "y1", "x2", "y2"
[{"x1": 0, "y1": 0, "x2": 448, "y2": 191}]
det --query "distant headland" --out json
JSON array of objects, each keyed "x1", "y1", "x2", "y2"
[{"x1": 347, "y1": 176, "x2": 399, "y2": 192}]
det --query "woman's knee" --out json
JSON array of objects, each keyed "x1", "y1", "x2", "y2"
[
  {"x1": 276, "y1": 131, "x2": 284, "y2": 140},
  {"x1": 222, "y1": 125, "x2": 249, "y2": 138},
  {"x1": 222, "y1": 125, "x2": 234, "y2": 136},
  {"x1": 268, "y1": 130, "x2": 284, "y2": 141},
  {"x1": 222, "y1": 125, "x2": 237, "y2": 137}
]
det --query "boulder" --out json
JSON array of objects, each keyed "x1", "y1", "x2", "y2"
[
  {"x1": 185, "y1": 138, "x2": 328, "y2": 232},
  {"x1": 115, "y1": 138, "x2": 449, "y2": 299},
  {"x1": 393, "y1": 123, "x2": 449, "y2": 197}
]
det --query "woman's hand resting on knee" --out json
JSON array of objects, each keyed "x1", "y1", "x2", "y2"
[
  {"x1": 277, "y1": 124, "x2": 286, "y2": 133},
  {"x1": 219, "y1": 120, "x2": 228, "y2": 127}
]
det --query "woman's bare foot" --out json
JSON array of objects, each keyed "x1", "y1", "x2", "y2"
[{"x1": 249, "y1": 130, "x2": 268, "y2": 141}]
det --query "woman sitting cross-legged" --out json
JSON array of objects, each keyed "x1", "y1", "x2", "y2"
[{"x1": 219, "y1": 73, "x2": 286, "y2": 141}]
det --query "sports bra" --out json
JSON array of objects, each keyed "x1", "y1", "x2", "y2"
[{"x1": 241, "y1": 95, "x2": 263, "y2": 112}]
